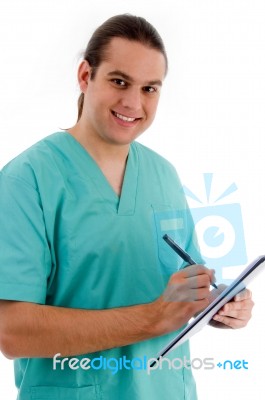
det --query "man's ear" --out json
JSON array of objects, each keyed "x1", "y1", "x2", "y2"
[{"x1": 77, "y1": 60, "x2": 92, "y2": 93}]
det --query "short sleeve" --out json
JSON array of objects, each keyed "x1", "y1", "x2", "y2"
[{"x1": 0, "y1": 172, "x2": 51, "y2": 304}]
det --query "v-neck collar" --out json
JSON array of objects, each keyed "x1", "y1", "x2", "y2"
[{"x1": 59, "y1": 132, "x2": 138, "y2": 215}]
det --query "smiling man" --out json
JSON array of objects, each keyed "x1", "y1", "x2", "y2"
[
  {"x1": 68, "y1": 35, "x2": 166, "y2": 196},
  {"x1": 76, "y1": 38, "x2": 164, "y2": 144},
  {"x1": 0, "y1": 14, "x2": 253, "y2": 400}
]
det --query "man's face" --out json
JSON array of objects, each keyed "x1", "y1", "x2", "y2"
[{"x1": 81, "y1": 37, "x2": 166, "y2": 146}]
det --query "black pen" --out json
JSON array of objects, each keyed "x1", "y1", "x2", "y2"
[{"x1": 163, "y1": 234, "x2": 218, "y2": 289}]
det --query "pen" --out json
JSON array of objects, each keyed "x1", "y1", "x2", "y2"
[{"x1": 163, "y1": 234, "x2": 218, "y2": 289}]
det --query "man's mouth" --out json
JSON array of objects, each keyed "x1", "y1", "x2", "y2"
[{"x1": 111, "y1": 111, "x2": 139, "y2": 122}]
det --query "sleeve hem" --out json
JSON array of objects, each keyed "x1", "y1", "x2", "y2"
[{"x1": 0, "y1": 282, "x2": 46, "y2": 304}]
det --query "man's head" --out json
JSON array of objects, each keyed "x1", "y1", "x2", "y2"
[{"x1": 77, "y1": 14, "x2": 168, "y2": 122}]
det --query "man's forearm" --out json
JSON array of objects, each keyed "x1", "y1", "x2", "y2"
[
  {"x1": 0, "y1": 300, "x2": 158, "y2": 359},
  {"x1": 0, "y1": 265, "x2": 215, "y2": 359}
]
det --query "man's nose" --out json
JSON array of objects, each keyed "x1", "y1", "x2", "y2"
[{"x1": 120, "y1": 87, "x2": 142, "y2": 111}]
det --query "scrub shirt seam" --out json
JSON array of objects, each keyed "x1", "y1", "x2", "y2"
[
  {"x1": 179, "y1": 344, "x2": 187, "y2": 400},
  {"x1": 132, "y1": 142, "x2": 140, "y2": 214},
  {"x1": 42, "y1": 139, "x2": 79, "y2": 189},
  {"x1": 1, "y1": 172, "x2": 39, "y2": 192},
  {"x1": 134, "y1": 142, "x2": 140, "y2": 211},
  {"x1": 0, "y1": 281, "x2": 44, "y2": 288},
  {"x1": 117, "y1": 142, "x2": 139, "y2": 216},
  {"x1": 95, "y1": 383, "x2": 103, "y2": 400}
]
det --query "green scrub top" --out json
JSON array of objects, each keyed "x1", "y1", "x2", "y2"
[{"x1": 0, "y1": 132, "x2": 203, "y2": 400}]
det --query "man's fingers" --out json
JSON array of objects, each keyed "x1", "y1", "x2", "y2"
[
  {"x1": 163, "y1": 285, "x2": 210, "y2": 302},
  {"x1": 182, "y1": 264, "x2": 215, "y2": 278},
  {"x1": 220, "y1": 299, "x2": 254, "y2": 313},
  {"x1": 234, "y1": 288, "x2": 252, "y2": 301},
  {"x1": 212, "y1": 314, "x2": 248, "y2": 328},
  {"x1": 195, "y1": 288, "x2": 212, "y2": 300},
  {"x1": 188, "y1": 274, "x2": 211, "y2": 289},
  {"x1": 218, "y1": 309, "x2": 252, "y2": 320},
  {"x1": 171, "y1": 265, "x2": 215, "y2": 285}
]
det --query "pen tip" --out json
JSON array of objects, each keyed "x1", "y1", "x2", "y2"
[{"x1": 212, "y1": 283, "x2": 218, "y2": 289}]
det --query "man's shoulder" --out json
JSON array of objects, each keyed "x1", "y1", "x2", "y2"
[
  {"x1": 0, "y1": 132, "x2": 63, "y2": 187},
  {"x1": 133, "y1": 141, "x2": 177, "y2": 175}
]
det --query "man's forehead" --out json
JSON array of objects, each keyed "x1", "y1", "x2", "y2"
[{"x1": 101, "y1": 37, "x2": 166, "y2": 81}]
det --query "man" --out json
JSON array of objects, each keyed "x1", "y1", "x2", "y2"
[{"x1": 0, "y1": 14, "x2": 253, "y2": 400}]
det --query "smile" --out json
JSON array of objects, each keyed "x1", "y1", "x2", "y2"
[{"x1": 112, "y1": 111, "x2": 138, "y2": 122}]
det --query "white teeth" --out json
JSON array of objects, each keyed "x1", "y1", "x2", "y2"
[{"x1": 114, "y1": 112, "x2": 136, "y2": 122}]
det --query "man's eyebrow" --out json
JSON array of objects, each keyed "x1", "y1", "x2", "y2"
[{"x1": 107, "y1": 70, "x2": 163, "y2": 86}]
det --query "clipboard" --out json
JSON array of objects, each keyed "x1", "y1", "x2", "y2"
[{"x1": 152, "y1": 255, "x2": 265, "y2": 365}]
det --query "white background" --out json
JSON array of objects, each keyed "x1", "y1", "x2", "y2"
[{"x1": 0, "y1": 0, "x2": 264, "y2": 398}]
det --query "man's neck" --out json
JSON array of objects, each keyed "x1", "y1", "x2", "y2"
[
  {"x1": 66, "y1": 124, "x2": 130, "y2": 196},
  {"x1": 67, "y1": 124, "x2": 129, "y2": 165}
]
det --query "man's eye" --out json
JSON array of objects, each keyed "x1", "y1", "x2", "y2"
[
  {"x1": 143, "y1": 86, "x2": 157, "y2": 93},
  {"x1": 112, "y1": 79, "x2": 126, "y2": 87}
]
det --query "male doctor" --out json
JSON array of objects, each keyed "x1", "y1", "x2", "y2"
[{"x1": 0, "y1": 14, "x2": 253, "y2": 400}]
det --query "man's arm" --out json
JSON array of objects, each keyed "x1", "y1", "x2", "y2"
[{"x1": 0, "y1": 265, "x2": 213, "y2": 359}]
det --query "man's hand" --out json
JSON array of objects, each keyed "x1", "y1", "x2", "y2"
[
  {"x1": 150, "y1": 265, "x2": 215, "y2": 335},
  {"x1": 209, "y1": 286, "x2": 254, "y2": 329}
]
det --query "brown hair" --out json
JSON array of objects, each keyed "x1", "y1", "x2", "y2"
[{"x1": 77, "y1": 14, "x2": 168, "y2": 121}]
